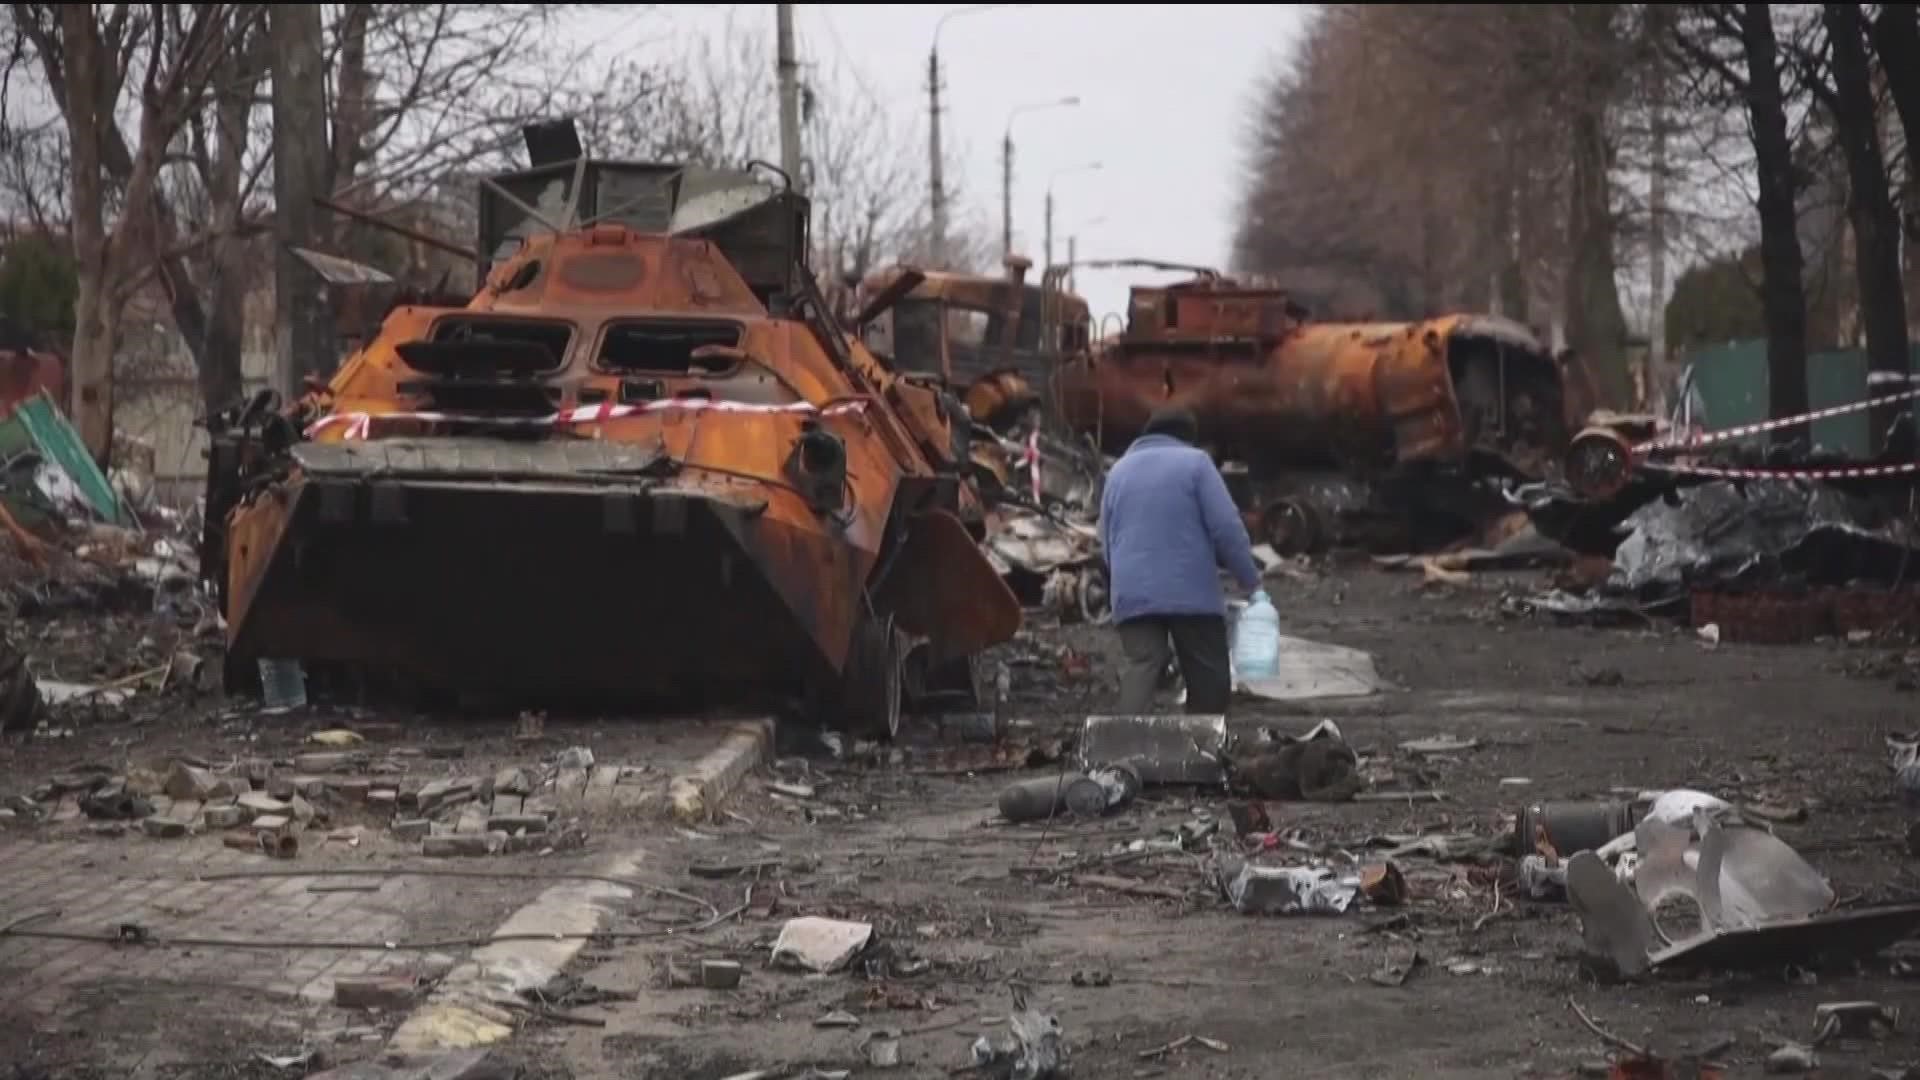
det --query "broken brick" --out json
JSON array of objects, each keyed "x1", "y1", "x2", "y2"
[
  {"x1": 493, "y1": 767, "x2": 532, "y2": 796},
  {"x1": 239, "y1": 792, "x2": 290, "y2": 816},
  {"x1": 295, "y1": 751, "x2": 360, "y2": 773},
  {"x1": 332, "y1": 974, "x2": 419, "y2": 1010},
  {"x1": 391, "y1": 819, "x2": 431, "y2": 841},
  {"x1": 141, "y1": 817, "x2": 188, "y2": 839},
  {"x1": 423, "y1": 832, "x2": 505, "y2": 857},
  {"x1": 165, "y1": 763, "x2": 217, "y2": 800},
  {"x1": 202, "y1": 805, "x2": 247, "y2": 829},
  {"x1": 330, "y1": 778, "x2": 372, "y2": 802},
  {"x1": 486, "y1": 814, "x2": 548, "y2": 835}
]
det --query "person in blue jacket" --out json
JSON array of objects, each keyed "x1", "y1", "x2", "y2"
[{"x1": 1098, "y1": 406, "x2": 1265, "y2": 714}]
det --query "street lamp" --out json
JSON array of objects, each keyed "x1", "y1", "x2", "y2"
[
  {"x1": 928, "y1": 5, "x2": 1026, "y2": 268},
  {"x1": 1044, "y1": 161, "x2": 1102, "y2": 271},
  {"x1": 1002, "y1": 95, "x2": 1080, "y2": 258}
]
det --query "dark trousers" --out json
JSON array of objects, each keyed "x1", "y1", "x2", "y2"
[{"x1": 1116, "y1": 614, "x2": 1232, "y2": 715}]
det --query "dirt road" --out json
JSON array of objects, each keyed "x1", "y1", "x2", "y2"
[{"x1": 4, "y1": 563, "x2": 1918, "y2": 1078}]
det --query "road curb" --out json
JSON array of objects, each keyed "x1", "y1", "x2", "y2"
[
  {"x1": 383, "y1": 847, "x2": 645, "y2": 1058},
  {"x1": 667, "y1": 717, "x2": 775, "y2": 823}
]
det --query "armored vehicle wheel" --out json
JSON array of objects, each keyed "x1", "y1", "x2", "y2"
[{"x1": 841, "y1": 614, "x2": 905, "y2": 740}]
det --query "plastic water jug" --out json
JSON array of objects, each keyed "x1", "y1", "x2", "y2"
[{"x1": 1232, "y1": 590, "x2": 1281, "y2": 679}]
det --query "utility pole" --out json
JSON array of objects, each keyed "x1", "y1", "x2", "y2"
[
  {"x1": 1001, "y1": 133, "x2": 1014, "y2": 259},
  {"x1": 1067, "y1": 235, "x2": 1076, "y2": 292},
  {"x1": 1002, "y1": 97, "x2": 1081, "y2": 261},
  {"x1": 928, "y1": 48, "x2": 946, "y2": 268},
  {"x1": 776, "y1": 4, "x2": 803, "y2": 189},
  {"x1": 1043, "y1": 189, "x2": 1053, "y2": 270},
  {"x1": 269, "y1": 3, "x2": 334, "y2": 399}
]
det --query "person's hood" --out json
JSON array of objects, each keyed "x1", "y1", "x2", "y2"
[{"x1": 1126, "y1": 433, "x2": 1191, "y2": 455}]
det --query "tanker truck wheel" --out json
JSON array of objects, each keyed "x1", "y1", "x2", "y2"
[
  {"x1": 1261, "y1": 498, "x2": 1324, "y2": 557},
  {"x1": 0, "y1": 633, "x2": 40, "y2": 737},
  {"x1": 839, "y1": 613, "x2": 904, "y2": 741}
]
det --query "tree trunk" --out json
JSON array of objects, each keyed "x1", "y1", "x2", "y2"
[
  {"x1": 199, "y1": 30, "x2": 259, "y2": 417},
  {"x1": 1562, "y1": 106, "x2": 1629, "y2": 410},
  {"x1": 270, "y1": 3, "x2": 338, "y2": 398},
  {"x1": 56, "y1": 5, "x2": 115, "y2": 463},
  {"x1": 1824, "y1": 2, "x2": 1910, "y2": 452},
  {"x1": 1869, "y1": 3, "x2": 1920, "y2": 242},
  {"x1": 1741, "y1": 2, "x2": 1811, "y2": 435},
  {"x1": 327, "y1": 2, "x2": 374, "y2": 238}
]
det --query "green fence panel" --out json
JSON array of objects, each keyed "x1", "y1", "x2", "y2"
[{"x1": 0, "y1": 390, "x2": 130, "y2": 526}]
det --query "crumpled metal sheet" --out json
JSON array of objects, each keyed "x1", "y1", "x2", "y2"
[
  {"x1": 1610, "y1": 478, "x2": 1920, "y2": 593},
  {"x1": 986, "y1": 510, "x2": 1098, "y2": 573},
  {"x1": 1224, "y1": 860, "x2": 1359, "y2": 915}
]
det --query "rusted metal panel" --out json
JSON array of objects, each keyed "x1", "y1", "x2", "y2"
[
  {"x1": 854, "y1": 260, "x2": 1093, "y2": 430},
  {"x1": 205, "y1": 151, "x2": 1019, "y2": 734}
]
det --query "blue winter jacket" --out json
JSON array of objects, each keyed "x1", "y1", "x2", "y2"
[{"x1": 1098, "y1": 434, "x2": 1262, "y2": 622}]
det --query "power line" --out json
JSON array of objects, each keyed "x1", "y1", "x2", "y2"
[{"x1": 809, "y1": 4, "x2": 895, "y2": 121}]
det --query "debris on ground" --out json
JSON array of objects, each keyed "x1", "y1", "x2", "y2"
[
  {"x1": 771, "y1": 917, "x2": 874, "y2": 974},
  {"x1": 969, "y1": 984, "x2": 1066, "y2": 1079}
]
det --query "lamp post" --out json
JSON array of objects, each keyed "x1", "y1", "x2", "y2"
[
  {"x1": 1044, "y1": 161, "x2": 1101, "y2": 271},
  {"x1": 1002, "y1": 95, "x2": 1080, "y2": 258},
  {"x1": 928, "y1": 4, "x2": 1022, "y2": 268}
]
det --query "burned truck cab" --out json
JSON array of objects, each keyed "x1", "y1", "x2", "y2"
[
  {"x1": 858, "y1": 256, "x2": 1094, "y2": 433},
  {"x1": 201, "y1": 140, "x2": 1020, "y2": 732}
]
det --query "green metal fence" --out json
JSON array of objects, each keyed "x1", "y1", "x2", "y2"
[{"x1": 1679, "y1": 340, "x2": 1920, "y2": 459}]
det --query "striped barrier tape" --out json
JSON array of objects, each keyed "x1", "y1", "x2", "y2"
[
  {"x1": 305, "y1": 397, "x2": 870, "y2": 440},
  {"x1": 1642, "y1": 458, "x2": 1920, "y2": 482},
  {"x1": 1635, "y1": 387, "x2": 1920, "y2": 453}
]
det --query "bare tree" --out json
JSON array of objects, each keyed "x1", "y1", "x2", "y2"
[
  {"x1": 9, "y1": 3, "x2": 263, "y2": 462},
  {"x1": 1799, "y1": 3, "x2": 1910, "y2": 448},
  {"x1": 1671, "y1": 4, "x2": 1814, "y2": 432},
  {"x1": 565, "y1": 10, "x2": 998, "y2": 281}
]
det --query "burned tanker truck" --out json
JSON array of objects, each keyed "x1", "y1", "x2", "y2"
[
  {"x1": 1052, "y1": 265, "x2": 1587, "y2": 554},
  {"x1": 199, "y1": 125, "x2": 1021, "y2": 735}
]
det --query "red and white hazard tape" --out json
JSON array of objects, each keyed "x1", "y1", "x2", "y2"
[
  {"x1": 1636, "y1": 387, "x2": 1920, "y2": 453},
  {"x1": 305, "y1": 397, "x2": 869, "y2": 440},
  {"x1": 1643, "y1": 458, "x2": 1920, "y2": 482}
]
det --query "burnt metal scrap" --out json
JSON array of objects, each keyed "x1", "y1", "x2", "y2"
[
  {"x1": 1051, "y1": 266, "x2": 1583, "y2": 556},
  {"x1": 199, "y1": 126, "x2": 1021, "y2": 734},
  {"x1": 854, "y1": 256, "x2": 1110, "y2": 623}
]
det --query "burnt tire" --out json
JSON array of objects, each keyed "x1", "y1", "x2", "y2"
[
  {"x1": 0, "y1": 635, "x2": 41, "y2": 737},
  {"x1": 840, "y1": 614, "x2": 904, "y2": 741},
  {"x1": 1262, "y1": 498, "x2": 1324, "y2": 557}
]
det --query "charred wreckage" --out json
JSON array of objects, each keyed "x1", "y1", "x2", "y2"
[
  {"x1": 198, "y1": 126, "x2": 1022, "y2": 736},
  {"x1": 1050, "y1": 262, "x2": 1592, "y2": 556}
]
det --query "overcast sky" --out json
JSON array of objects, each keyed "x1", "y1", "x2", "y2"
[{"x1": 585, "y1": 4, "x2": 1309, "y2": 324}]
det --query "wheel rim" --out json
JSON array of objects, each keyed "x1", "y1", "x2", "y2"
[
  {"x1": 1264, "y1": 500, "x2": 1317, "y2": 555},
  {"x1": 1078, "y1": 568, "x2": 1111, "y2": 625}
]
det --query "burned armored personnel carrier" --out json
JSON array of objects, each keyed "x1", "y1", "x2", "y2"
[
  {"x1": 1054, "y1": 267, "x2": 1585, "y2": 554},
  {"x1": 201, "y1": 134, "x2": 1020, "y2": 735}
]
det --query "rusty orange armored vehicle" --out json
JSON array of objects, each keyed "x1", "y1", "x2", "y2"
[
  {"x1": 200, "y1": 137, "x2": 1021, "y2": 736},
  {"x1": 1054, "y1": 264, "x2": 1585, "y2": 553}
]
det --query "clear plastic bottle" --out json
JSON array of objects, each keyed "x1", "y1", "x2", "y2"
[
  {"x1": 1231, "y1": 590, "x2": 1281, "y2": 679},
  {"x1": 258, "y1": 657, "x2": 307, "y2": 711}
]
